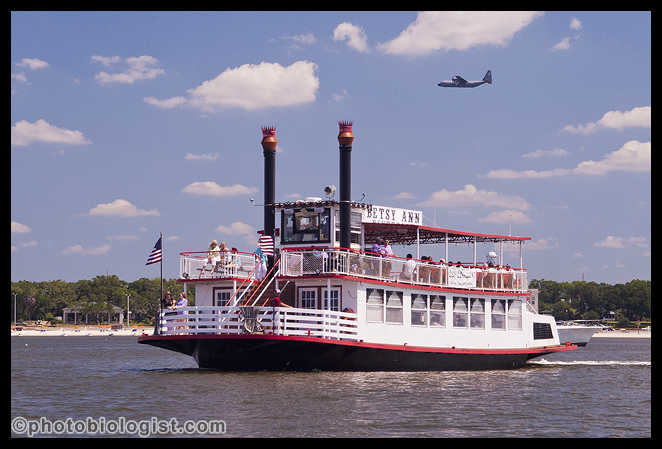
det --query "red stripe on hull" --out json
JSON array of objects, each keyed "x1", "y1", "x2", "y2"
[{"x1": 138, "y1": 334, "x2": 575, "y2": 371}]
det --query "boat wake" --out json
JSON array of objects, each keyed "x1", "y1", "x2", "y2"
[{"x1": 528, "y1": 359, "x2": 650, "y2": 367}]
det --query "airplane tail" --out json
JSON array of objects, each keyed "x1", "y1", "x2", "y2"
[{"x1": 483, "y1": 70, "x2": 492, "y2": 84}]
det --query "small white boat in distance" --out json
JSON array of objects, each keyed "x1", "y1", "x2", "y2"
[{"x1": 556, "y1": 320, "x2": 606, "y2": 346}]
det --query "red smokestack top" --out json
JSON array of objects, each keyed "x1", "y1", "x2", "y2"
[
  {"x1": 261, "y1": 126, "x2": 277, "y2": 150},
  {"x1": 337, "y1": 121, "x2": 354, "y2": 146}
]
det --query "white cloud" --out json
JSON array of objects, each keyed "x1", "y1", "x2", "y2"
[
  {"x1": 570, "y1": 17, "x2": 583, "y2": 31},
  {"x1": 563, "y1": 106, "x2": 651, "y2": 134},
  {"x1": 164, "y1": 61, "x2": 320, "y2": 112},
  {"x1": 143, "y1": 96, "x2": 186, "y2": 109},
  {"x1": 333, "y1": 22, "x2": 369, "y2": 52},
  {"x1": 16, "y1": 58, "x2": 50, "y2": 70},
  {"x1": 522, "y1": 148, "x2": 568, "y2": 158},
  {"x1": 378, "y1": 11, "x2": 543, "y2": 56},
  {"x1": 394, "y1": 192, "x2": 416, "y2": 200},
  {"x1": 215, "y1": 221, "x2": 255, "y2": 236},
  {"x1": 332, "y1": 89, "x2": 350, "y2": 102},
  {"x1": 503, "y1": 237, "x2": 559, "y2": 254},
  {"x1": 595, "y1": 236, "x2": 648, "y2": 249},
  {"x1": 482, "y1": 140, "x2": 650, "y2": 178},
  {"x1": 11, "y1": 119, "x2": 92, "y2": 146},
  {"x1": 552, "y1": 37, "x2": 572, "y2": 51},
  {"x1": 282, "y1": 33, "x2": 317, "y2": 45},
  {"x1": 478, "y1": 210, "x2": 533, "y2": 224},
  {"x1": 573, "y1": 140, "x2": 650, "y2": 175},
  {"x1": 91, "y1": 55, "x2": 121, "y2": 67},
  {"x1": 481, "y1": 168, "x2": 571, "y2": 179},
  {"x1": 12, "y1": 73, "x2": 28, "y2": 84},
  {"x1": 87, "y1": 199, "x2": 160, "y2": 217},
  {"x1": 417, "y1": 184, "x2": 530, "y2": 210},
  {"x1": 182, "y1": 182, "x2": 258, "y2": 197},
  {"x1": 61, "y1": 244, "x2": 112, "y2": 255},
  {"x1": 184, "y1": 152, "x2": 220, "y2": 161},
  {"x1": 552, "y1": 17, "x2": 583, "y2": 51},
  {"x1": 93, "y1": 55, "x2": 165, "y2": 85},
  {"x1": 11, "y1": 221, "x2": 32, "y2": 233}
]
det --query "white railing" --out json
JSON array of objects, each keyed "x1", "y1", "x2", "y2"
[
  {"x1": 280, "y1": 248, "x2": 528, "y2": 292},
  {"x1": 180, "y1": 251, "x2": 260, "y2": 281},
  {"x1": 158, "y1": 306, "x2": 359, "y2": 341}
]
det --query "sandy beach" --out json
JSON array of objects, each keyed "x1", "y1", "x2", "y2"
[
  {"x1": 592, "y1": 329, "x2": 651, "y2": 339},
  {"x1": 11, "y1": 325, "x2": 153, "y2": 337}
]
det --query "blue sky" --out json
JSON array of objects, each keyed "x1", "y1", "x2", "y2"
[{"x1": 11, "y1": 11, "x2": 650, "y2": 284}]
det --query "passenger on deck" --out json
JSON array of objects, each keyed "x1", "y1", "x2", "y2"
[
  {"x1": 401, "y1": 253, "x2": 416, "y2": 281},
  {"x1": 162, "y1": 291, "x2": 174, "y2": 309},
  {"x1": 371, "y1": 237, "x2": 384, "y2": 275},
  {"x1": 216, "y1": 241, "x2": 230, "y2": 273},
  {"x1": 225, "y1": 247, "x2": 242, "y2": 271},
  {"x1": 200, "y1": 240, "x2": 221, "y2": 276},
  {"x1": 271, "y1": 291, "x2": 293, "y2": 308},
  {"x1": 382, "y1": 239, "x2": 394, "y2": 278},
  {"x1": 172, "y1": 292, "x2": 188, "y2": 329},
  {"x1": 271, "y1": 290, "x2": 292, "y2": 333}
]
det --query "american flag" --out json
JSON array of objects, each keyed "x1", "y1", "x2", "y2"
[
  {"x1": 145, "y1": 237, "x2": 162, "y2": 265},
  {"x1": 258, "y1": 235, "x2": 274, "y2": 257}
]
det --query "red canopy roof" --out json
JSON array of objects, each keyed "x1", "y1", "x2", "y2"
[{"x1": 363, "y1": 222, "x2": 530, "y2": 246}]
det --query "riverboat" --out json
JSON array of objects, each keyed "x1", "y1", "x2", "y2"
[{"x1": 138, "y1": 123, "x2": 576, "y2": 370}]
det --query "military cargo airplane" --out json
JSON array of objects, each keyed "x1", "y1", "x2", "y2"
[{"x1": 438, "y1": 70, "x2": 492, "y2": 88}]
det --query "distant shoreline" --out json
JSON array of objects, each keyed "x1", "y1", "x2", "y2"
[{"x1": 11, "y1": 325, "x2": 152, "y2": 337}]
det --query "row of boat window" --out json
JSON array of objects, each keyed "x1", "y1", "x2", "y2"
[{"x1": 366, "y1": 288, "x2": 522, "y2": 330}]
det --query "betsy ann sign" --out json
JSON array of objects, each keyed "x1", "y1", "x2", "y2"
[{"x1": 364, "y1": 206, "x2": 422, "y2": 226}]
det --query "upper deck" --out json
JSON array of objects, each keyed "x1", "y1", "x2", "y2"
[
  {"x1": 180, "y1": 200, "x2": 529, "y2": 293},
  {"x1": 179, "y1": 247, "x2": 528, "y2": 293}
]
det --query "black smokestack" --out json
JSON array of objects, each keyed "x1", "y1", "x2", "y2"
[
  {"x1": 338, "y1": 121, "x2": 354, "y2": 251},
  {"x1": 261, "y1": 126, "x2": 277, "y2": 270}
]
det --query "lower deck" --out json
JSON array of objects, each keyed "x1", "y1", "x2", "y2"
[{"x1": 173, "y1": 274, "x2": 560, "y2": 351}]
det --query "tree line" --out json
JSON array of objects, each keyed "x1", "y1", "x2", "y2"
[
  {"x1": 10, "y1": 275, "x2": 194, "y2": 325},
  {"x1": 10, "y1": 276, "x2": 650, "y2": 326},
  {"x1": 529, "y1": 278, "x2": 651, "y2": 327}
]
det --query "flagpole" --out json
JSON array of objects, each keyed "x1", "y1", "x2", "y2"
[
  {"x1": 160, "y1": 232, "x2": 163, "y2": 305},
  {"x1": 159, "y1": 232, "x2": 163, "y2": 335}
]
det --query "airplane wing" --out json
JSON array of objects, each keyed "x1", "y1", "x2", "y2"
[{"x1": 454, "y1": 76, "x2": 467, "y2": 83}]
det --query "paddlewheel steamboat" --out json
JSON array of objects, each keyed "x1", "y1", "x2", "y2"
[{"x1": 138, "y1": 123, "x2": 576, "y2": 370}]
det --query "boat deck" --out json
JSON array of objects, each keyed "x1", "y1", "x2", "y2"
[{"x1": 179, "y1": 247, "x2": 528, "y2": 293}]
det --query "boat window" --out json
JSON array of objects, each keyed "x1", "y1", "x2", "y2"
[
  {"x1": 323, "y1": 288, "x2": 340, "y2": 311},
  {"x1": 470, "y1": 298, "x2": 485, "y2": 329},
  {"x1": 430, "y1": 295, "x2": 446, "y2": 327},
  {"x1": 491, "y1": 299, "x2": 506, "y2": 330},
  {"x1": 411, "y1": 294, "x2": 428, "y2": 326},
  {"x1": 366, "y1": 288, "x2": 384, "y2": 323},
  {"x1": 299, "y1": 288, "x2": 317, "y2": 309},
  {"x1": 281, "y1": 207, "x2": 331, "y2": 244},
  {"x1": 386, "y1": 291, "x2": 403, "y2": 324},
  {"x1": 508, "y1": 299, "x2": 522, "y2": 331},
  {"x1": 214, "y1": 288, "x2": 233, "y2": 307},
  {"x1": 334, "y1": 210, "x2": 363, "y2": 245},
  {"x1": 453, "y1": 297, "x2": 468, "y2": 328}
]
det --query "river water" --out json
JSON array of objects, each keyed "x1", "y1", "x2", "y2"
[{"x1": 11, "y1": 336, "x2": 650, "y2": 437}]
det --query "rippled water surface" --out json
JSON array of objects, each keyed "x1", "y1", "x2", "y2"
[{"x1": 11, "y1": 336, "x2": 650, "y2": 437}]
